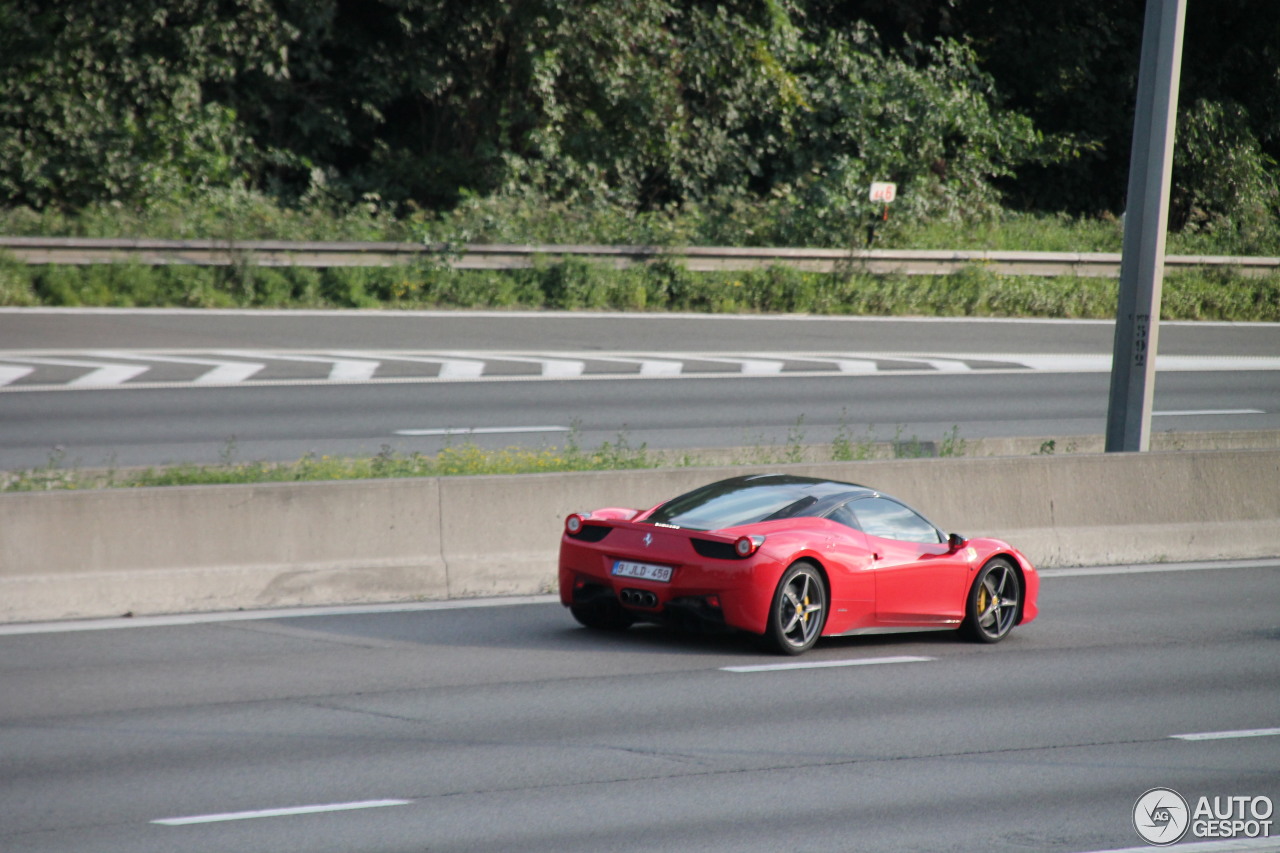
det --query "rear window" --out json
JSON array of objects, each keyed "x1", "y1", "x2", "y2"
[{"x1": 644, "y1": 477, "x2": 840, "y2": 531}]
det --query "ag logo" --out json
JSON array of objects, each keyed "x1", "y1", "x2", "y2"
[{"x1": 1134, "y1": 788, "x2": 1190, "y2": 846}]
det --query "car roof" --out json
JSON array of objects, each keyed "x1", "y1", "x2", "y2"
[
  {"x1": 731, "y1": 473, "x2": 878, "y2": 500},
  {"x1": 640, "y1": 474, "x2": 900, "y2": 532}
]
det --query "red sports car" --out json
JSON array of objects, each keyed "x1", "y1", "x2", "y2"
[{"x1": 559, "y1": 474, "x2": 1039, "y2": 654}]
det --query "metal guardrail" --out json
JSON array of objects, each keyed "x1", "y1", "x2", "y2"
[{"x1": 2, "y1": 236, "x2": 1277, "y2": 277}]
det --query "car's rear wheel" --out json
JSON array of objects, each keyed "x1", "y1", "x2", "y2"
[
  {"x1": 962, "y1": 557, "x2": 1021, "y2": 643},
  {"x1": 762, "y1": 562, "x2": 827, "y2": 655},
  {"x1": 570, "y1": 599, "x2": 634, "y2": 631}
]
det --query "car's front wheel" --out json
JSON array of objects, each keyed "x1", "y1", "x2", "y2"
[
  {"x1": 962, "y1": 557, "x2": 1021, "y2": 643},
  {"x1": 762, "y1": 562, "x2": 828, "y2": 655}
]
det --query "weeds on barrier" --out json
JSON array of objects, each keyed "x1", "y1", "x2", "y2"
[
  {"x1": 1, "y1": 424, "x2": 981, "y2": 492},
  {"x1": 4, "y1": 249, "x2": 1279, "y2": 321}
]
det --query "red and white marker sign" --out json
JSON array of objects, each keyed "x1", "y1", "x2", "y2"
[{"x1": 869, "y1": 182, "x2": 897, "y2": 203}]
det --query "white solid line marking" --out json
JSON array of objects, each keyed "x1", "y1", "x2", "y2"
[
  {"x1": 1153, "y1": 409, "x2": 1265, "y2": 416},
  {"x1": 1070, "y1": 837, "x2": 1280, "y2": 853},
  {"x1": 1013, "y1": 354, "x2": 1280, "y2": 373},
  {"x1": 0, "y1": 595, "x2": 559, "y2": 636},
  {"x1": 722, "y1": 656, "x2": 933, "y2": 673},
  {"x1": 1172, "y1": 727, "x2": 1280, "y2": 741},
  {"x1": 152, "y1": 799, "x2": 411, "y2": 826},
  {"x1": 1039, "y1": 558, "x2": 1280, "y2": 578},
  {"x1": 1013, "y1": 355, "x2": 1111, "y2": 372},
  {"x1": 394, "y1": 425, "x2": 570, "y2": 437},
  {"x1": 1155, "y1": 355, "x2": 1280, "y2": 372}
]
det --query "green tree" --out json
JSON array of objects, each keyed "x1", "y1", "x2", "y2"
[{"x1": 0, "y1": 0, "x2": 290, "y2": 210}]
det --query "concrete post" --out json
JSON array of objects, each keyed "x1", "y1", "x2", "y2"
[{"x1": 1105, "y1": 0, "x2": 1187, "y2": 452}]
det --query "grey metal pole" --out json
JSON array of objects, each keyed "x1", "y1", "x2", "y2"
[{"x1": 1105, "y1": 0, "x2": 1187, "y2": 453}]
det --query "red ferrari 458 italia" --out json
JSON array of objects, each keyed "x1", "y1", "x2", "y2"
[{"x1": 559, "y1": 474, "x2": 1039, "y2": 654}]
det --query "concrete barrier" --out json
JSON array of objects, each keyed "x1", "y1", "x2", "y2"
[
  {"x1": 2, "y1": 449, "x2": 1278, "y2": 623},
  {"x1": 0, "y1": 478, "x2": 448, "y2": 622}
]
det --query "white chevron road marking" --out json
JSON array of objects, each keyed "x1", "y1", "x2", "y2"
[
  {"x1": 86, "y1": 351, "x2": 265, "y2": 384},
  {"x1": 218, "y1": 351, "x2": 381, "y2": 381},
  {"x1": 0, "y1": 364, "x2": 35, "y2": 385},
  {"x1": 0, "y1": 355, "x2": 150, "y2": 386},
  {"x1": 329, "y1": 350, "x2": 485, "y2": 379},
  {"x1": 474, "y1": 354, "x2": 586, "y2": 377},
  {"x1": 0, "y1": 350, "x2": 1277, "y2": 391}
]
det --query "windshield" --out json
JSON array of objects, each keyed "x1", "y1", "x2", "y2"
[{"x1": 644, "y1": 476, "x2": 851, "y2": 531}]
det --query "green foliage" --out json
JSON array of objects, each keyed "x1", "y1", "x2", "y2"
[
  {"x1": 0, "y1": 0, "x2": 288, "y2": 210},
  {"x1": 0, "y1": 252, "x2": 39, "y2": 305},
  {"x1": 1171, "y1": 99, "x2": 1280, "y2": 255},
  {"x1": 3, "y1": 425, "x2": 983, "y2": 491},
  {"x1": 755, "y1": 28, "x2": 1055, "y2": 245},
  {"x1": 0, "y1": 1, "x2": 1277, "y2": 253},
  {"x1": 1162, "y1": 268, "x2": 1280, "y2": 322},
  {"x1": 1, "y1": 434, "x2": 658, "y2": 491},
  {"x1": 7, "y1": 251, "x2": 1278, "y2": 322},
  {"x1": 0, "y1": 0, "x2": 1083, "y2": 229}
]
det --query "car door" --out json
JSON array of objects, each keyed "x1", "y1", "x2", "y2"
[
  {"x1": 816, "y1": 503, "x2": 876, "y2": 634},
  {"x1": 849, "y1": 497, "x2": 968, "y2": 625}
]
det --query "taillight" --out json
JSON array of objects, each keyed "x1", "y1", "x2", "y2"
[
  {"x1": 734, "y1": 535, "x2": 764, "y2": 557},
  {"x1": 565, "y1": 513, "x2": 586, "y2": 535}
]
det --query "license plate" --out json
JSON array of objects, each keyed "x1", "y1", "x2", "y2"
[{"x1": 612, "y1": 560, "x2": 673, "y2": 583}]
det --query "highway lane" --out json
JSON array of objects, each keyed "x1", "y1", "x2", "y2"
[
  {"x1": 4, "y1": 307, "x2": 1280, "y2": 355},
  {"x1": 1, "y1": 561, "x2": 1277, "y2": 853},
  {"x1": 1, "y1": 309, "x2": 1277, "y2": 468},
  {"x1": 2, "y1": 368, "x2": 1278, "y2": 469}
]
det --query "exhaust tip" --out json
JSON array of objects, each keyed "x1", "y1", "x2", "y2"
[{"x1": 619, "y1": 588, "x2": 659, "y2": 609}]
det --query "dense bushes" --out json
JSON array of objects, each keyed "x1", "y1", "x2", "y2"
[{"x1": 2, "y1": 1, "x2": 1276, "y2": 254}]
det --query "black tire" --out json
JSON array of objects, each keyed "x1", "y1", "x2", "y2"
[
  {"x1": 570, "y1": 599, "x2": 634, "y2": 631},
  {"x1": 762, "y1": 562, "x2": 828, "y2": 655},
  {"x1": 961, "y1": 557, "x2": 1021, "y2": 643}
]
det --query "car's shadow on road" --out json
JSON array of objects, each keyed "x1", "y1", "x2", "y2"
[{"x1": 281, "y1": 600, "x2": 977, "y2": 661}]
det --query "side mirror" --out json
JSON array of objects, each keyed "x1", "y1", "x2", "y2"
[{"x1": 948, "y1": 532, "x2": 966, "y2": 551}]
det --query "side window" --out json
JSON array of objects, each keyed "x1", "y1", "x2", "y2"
[
  {"x1": 827, "y1": 503, "x2": 861, "y2": 530},
  {"x1": 849, "y1": 497, "x2": 941, "y2": 544}
]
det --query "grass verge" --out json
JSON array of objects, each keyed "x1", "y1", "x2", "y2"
[
  {"x1": 2, "y1": 253, "x2": 1278, "y2": 321},
  {"x1": 1, "y1": 423, "x2": 969, "y2": 492}
]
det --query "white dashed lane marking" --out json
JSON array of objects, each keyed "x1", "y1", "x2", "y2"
[
  {"x1": 394, "y1": 425, "x2": 570, "y2": 437},
  {"x1": 152, "y1": 799, "x2": 411, "y2": 826},
  {"x1": 722, "y1": 656, "x2": 934, "y2": 673},
  {"x1": 1171, "y1": 727, "x2": 1280, "y2": 741}
]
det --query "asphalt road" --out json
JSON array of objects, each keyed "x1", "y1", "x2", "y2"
[
  {"x1": 5, "y1": 306, "x2": 1280, "y2": 355},
  {"x1": 2, "y1": 560, "x2": 1277, "y2": 853},
  {"x1": 1, "y1": 309, "x2": 1278, "y2": 468}
]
